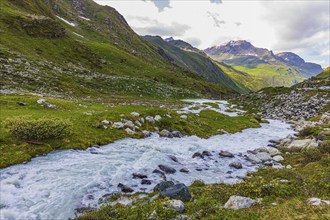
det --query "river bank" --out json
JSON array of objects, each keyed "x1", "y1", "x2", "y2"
[{"x1": 0, "y1": 92, "x2": 329, "y2": 220}]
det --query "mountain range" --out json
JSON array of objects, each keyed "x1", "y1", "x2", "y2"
[
  {"x1": 0, "y1": 0, "x2": 326, "y2": 99},
  {"x1": 205, "y1": 40, "x2": 323, "y2": 90}
]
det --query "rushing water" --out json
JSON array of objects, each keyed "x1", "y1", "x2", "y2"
[{"x1": 0, "y1": 100, "x2": 295, "y2": 220}]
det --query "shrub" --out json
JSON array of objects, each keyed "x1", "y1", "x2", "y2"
[
  {"x1": 298, "y1": 126, "x2": 320, "y2": 138},
  {"x1": 319, "y1": 140, "x2": 330, "y2": 154},
  {"x1": 302, "y1": 148, "x2": 322, "y2": 163},
  {"x1": 5, "y1": 117, "x2": 72, "y2": 140}
]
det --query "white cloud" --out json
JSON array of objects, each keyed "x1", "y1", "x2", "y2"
[{"x1": 94, "y1": 0, "x2": 330, "y2": 68}]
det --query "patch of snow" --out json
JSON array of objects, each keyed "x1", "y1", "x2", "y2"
[
  {"x1": 56, "y1": 16, "x2": 76, "y2": 27},
  {"x1": 79, "y1": 16, "x2": 91, "y2": 21},
  {"x1": 73, "y1": 32, "x2": 84, "y2": 38}
]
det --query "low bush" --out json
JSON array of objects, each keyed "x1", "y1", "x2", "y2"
[
  {"x1": 302, "y1": 148, "x2": 323, "y2": 163},
  {"x1": 319, "y1": 140, "x2": 330, "y2": 154},
  {"x1": 5, "y1": 117, "x2": 72, "y2": 140},
  {"x1": 298, "y1": 126, "x2": 320, "y2": 138}
]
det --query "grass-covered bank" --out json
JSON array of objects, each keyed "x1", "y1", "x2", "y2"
[
  {"x1": 77, "y1": 145, "x2": 330, "y2": 220},
  {"x1": 0, "y1": 94, "x2": 260, "y2": 168}
]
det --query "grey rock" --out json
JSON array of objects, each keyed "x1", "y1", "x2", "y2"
[
  {"x1": 219, "y1": 150, "x2": 234, "y2": 158},
  {"x1": 17, "y1": 102, "x2": 26, "y2": 106},
  {"x1": 124, "y1": 121, "x2": 135, "y2": 130},
  {"x1": 130, "y1": 112, "x2": 140, "y2": 117},
  {"x1": 161, "y1": 183, "x2": 192, "y2": 202},
  {"x1": 180, "y1": 115, "x2": 187, "y2": 120},
  {"x1": 158, "y1": 164, "x2": 176, "y2": 174},
  {"x1": 179, "y1": 168, "x2": 189, "y2": 173},
  {"x1": 154, "y1": 115, "x2": 162, "y2": 122},
  {"x1": 192, "y1": 152, "x2": 204, "y2": 159},
  {"x1": 172, "y1": 131, "x2": 184, "y2": 138},
  {"x1": 37, "y1": 99, "x2": 47, "y2": 104},
  {"x1": 101, "y1": 119, "x2": 111, "y2": 125},
  {"x1": 135, "y1": 120, "x2": 142, "y2": 127},
  {"x1": 153, "y1": 181, "x2": 174, "y2": 192},
  {"x1": 132, "y1": 173, "x2": 147, "y2": 179},
  {"x1": 164, "y1": 200, "x2": 185, "y2": 213},
  {"x1": 145, "y1": 116, "x2": 155, "y2": 123},
  {"x1": 125, "y1": 128, "x2": 135, "y2": 135},
  {"x1": 142, "y1": 130, "x2": 152, "y2": 138},
  {"x1": 159, "y1": 129, "x2": 172, "y2": 138},
  {"x1": 223, "y1": 195, "x2": 256, "y2": 210},
  {"x1": 169, "y1": 155, "x2": 179, "y2": 163},
  {"x1": 307, "y1": 198, "x2": 330, "y2": 206},
  {"x1": 229, "y1": 162, "x2": 243, "y2": 169},
  {"x1": 246, "y1": 152, "x2": 271, "y2": 164},
  {"x1": 96, "y1": 124, "x2": 107, "y2": 129},
  {"x1": 74, "y1": 206, "x2": 96, "y2": 215},
  {"x1": 112, "y1": 122, "x2": 124, "y2": 129},
  {"x1": 117, "y1": 183, "x2": 134, "y2": 193},
  {"x1": 202, "y1": 151, "x2": 212, "y2": 157},
  {"x1": 273, "y1": 155, "x2": 284, "y2": 162},
  {"x1": 141, "y1": 179, "x2": 152, "y2": 185}
]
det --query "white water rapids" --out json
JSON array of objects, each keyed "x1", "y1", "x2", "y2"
[{"x1": 0, "y1": 100, "x2": 295, "y2": 220}]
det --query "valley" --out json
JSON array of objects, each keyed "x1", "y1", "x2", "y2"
[{"x1": 0, "y1": 0, "x2": 329, "y2": 220}]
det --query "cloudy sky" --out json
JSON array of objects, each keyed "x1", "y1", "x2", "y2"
[{"x1": 94, "y1": 0, "x2": 330, "y2": 68}]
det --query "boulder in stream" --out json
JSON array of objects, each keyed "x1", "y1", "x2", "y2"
[
  {"x1": 158, "y1": 164, "x2": 176, "y2": 174},
  {"x1": 219, "y1": 150, "x2": 234, "y2": 158},
  {"x1": 117, "y1": 183, "x2": 134, "y2": 193}
]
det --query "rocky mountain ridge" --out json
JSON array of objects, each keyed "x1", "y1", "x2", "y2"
[
  {"x1": 205, "y1": 40, "x2": 323, "y2": 77},
  {"x1": 143, "y1": 36, "x2": 250, "y2": 93}
]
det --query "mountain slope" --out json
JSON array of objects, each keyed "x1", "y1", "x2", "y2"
[
  {"x1": 205, "y1": 40, "x2": 323, "y2": 90},
  {"x1": 143, "y1": 36, "x2": 250, "y2": 93},
  {"x1": 295, "y1": 66, "x2": 330, "y2": 88},
  {"x1": 0, "y1": 0, "x2": 240, "y2": 99},
  {"x1": 276, "y1": 52, "x2": 324, "y2": 77}
]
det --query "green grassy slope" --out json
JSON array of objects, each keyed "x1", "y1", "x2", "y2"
[
  {"x1": 233, "y1": 64, "x2": 306, "y2": 90},
  {"x1": 0, "y1": 0, "x2": 240, "y2": 99},
  {"x1": 143, "y1": 36, "x2": 250, "y2": 94},
  {"x1": 0, "y1": 93, "x2": 260, "y2": 168},
  {"x1": 316, "y1": 67, "x2": 330, "y2": 79}
]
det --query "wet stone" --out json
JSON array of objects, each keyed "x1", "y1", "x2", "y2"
[
  {"x1": 192, "y1": 152, "x2": 204, "y2": 159},
  {"x1": 133, "y1": 173, "x2": 148, "y2": 179},
  {"x1": 219, "y1": 150, "x2": 234, "y2": 158},
  {"x1": 153, "y1": 181, "x2": 175, "y2": 192},
  {"x1": 158, "y1": 164, "x2": 176, "y2": 174},
  {"x1": 141, "y1": 179, "x2": 152, "y2": 185},
  {"x1": 202, "y1": 151, "x2": 213, "y2": 157},
  {"x1": 180, "y1": 168, "x2": 189, "y2": 173},
  {"x1": 118, "y1": 183, "x2": 134, "y2": 193},
  {"x1": 169, "y1": 155, "x2": 179, "y2": 163}
]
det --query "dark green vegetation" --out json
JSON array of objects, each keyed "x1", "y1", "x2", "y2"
[
  {"x1": 0, "y1": 94, "x2": 260, "y2": 168},
  {"x1": 5, "y1": 117, "x2": 72, "y2": 140},
  {"x1": 143, "y1": 36, "x2": 249, "y2": 94},
  {"x1": 77, "y1": 145, "x2": 330, "y2": 220},
  {"x1": 204, "y1": 41, "x2": 323, "y2": 90},
  {"x1": 0, "y1": 0, "x2": 245, "y2": 99}
]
